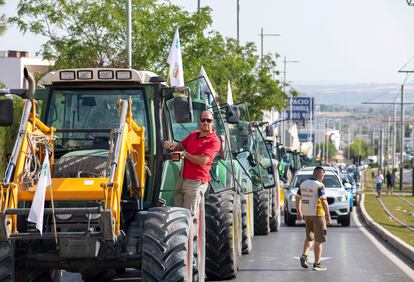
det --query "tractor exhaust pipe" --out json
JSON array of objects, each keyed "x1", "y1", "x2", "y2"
[{"x1": 24, "y1": 68, "x2": 35, "y2": 100}]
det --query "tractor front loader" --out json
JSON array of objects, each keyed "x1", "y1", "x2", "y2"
[{"x1": 0, "y1": 68, "x2": 199, "y2": 281}]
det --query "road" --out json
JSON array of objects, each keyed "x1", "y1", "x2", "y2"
[{"x1": 63, "y1": 209, "x2": 414, "y2": 282}]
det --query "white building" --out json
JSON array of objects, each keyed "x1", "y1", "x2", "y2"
[{"x1": 0, "y1": 50, "x2": 53, "y2": 88}]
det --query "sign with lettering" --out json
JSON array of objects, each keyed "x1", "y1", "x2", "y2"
[{"x1": 285, "y1": 97, "x2": 314, "y2": 121}]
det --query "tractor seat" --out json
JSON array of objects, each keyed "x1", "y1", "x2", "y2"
[{"x1": 53, "y1": 149, "x2": 109, "y2": 178}]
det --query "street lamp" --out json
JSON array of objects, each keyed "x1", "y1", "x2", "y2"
[
  {"x1": 200, "y1": 1, "x2": 241, "y2": 45},
  {"x1": 258, "y1": 28, "x2": 280, "y2": 62},
  {"x1": 282, "y1": 56, "x2": 300, "y2": 145}
]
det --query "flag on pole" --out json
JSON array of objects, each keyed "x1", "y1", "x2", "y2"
[
  {"x1": 227, "y1": 80, "x2": 234, "y2": 105},
  {"x1": 28, "y1": 153, "x2": 52, "y2": 235},
  {"x1": 167, "y1": 27, "x2": 184, "y2": 87},
  {"x1": 199, "y1": 66, "x2": 217, "y2": 98}
]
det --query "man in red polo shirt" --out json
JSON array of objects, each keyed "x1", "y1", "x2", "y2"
[{"x1": 164, "y1": 110, "x2": 221, "y2": 217}]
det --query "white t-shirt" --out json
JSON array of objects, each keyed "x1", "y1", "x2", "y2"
[
  {"x1": 297, "y1": 178, "x2": 326, "y2": 216},
  {"x1": 375, "y1": 174, "x2": 383, "y2": 184}
]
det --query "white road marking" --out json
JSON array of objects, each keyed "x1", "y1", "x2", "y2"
[
  {"x1": 353, "y1": 209, "x2": 414, "y2": 279},
  {"x1": 293, "y1": 254, "x2": 332, "y2": 262}
]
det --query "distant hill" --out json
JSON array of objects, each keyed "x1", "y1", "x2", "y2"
[{"x1": 294, "y1": 83, "x2": 414, "y2": 106}]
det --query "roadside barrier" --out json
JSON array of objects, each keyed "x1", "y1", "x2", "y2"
[{"x1": 359, "y1": 193, "x2": 414, "y2": 262}]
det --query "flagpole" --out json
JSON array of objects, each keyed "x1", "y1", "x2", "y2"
[{"x1": 49, "y1": 169, "x2": 58, "y2": 247}]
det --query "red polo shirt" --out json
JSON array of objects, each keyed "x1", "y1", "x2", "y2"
[{"x1": 180, "y1": 130, "x2": 221, "y2": 183}]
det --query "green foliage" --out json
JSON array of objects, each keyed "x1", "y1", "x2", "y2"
[
  {"x1": 0, "y1": 98, "x2": 23, "y2": 176},
  {"x1": 0, "y1": 81, "x2": 5, "y2": 88},
  {"x1": 0, "y1": 0, "x2": 6, "y2": 35},
  {"x1": 10, "y1": 0, "x2": 287, "y2": 119},
  {"x1": 314, "y1": 142, "x2": 337, "y2": 161},
  {"x1": 345, "y1": 138, "x2": 372, "y2": 160}
]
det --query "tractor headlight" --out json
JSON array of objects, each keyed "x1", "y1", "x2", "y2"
[
  {"x1": 55, "y1": 214, "x2": 72, "y2": 221},
  {"x1": 85, "y1": 213, "x2": 101, "y2": 220},
  {"x1": 290, "y1": 195, "x2": 296, "y2": 202}
]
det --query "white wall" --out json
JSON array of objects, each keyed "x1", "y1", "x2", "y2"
[
  {"x1": 0, "y1": 57, "x2": 24, "y2": 88},
  {"x1": 0, "y1": 57, "x2": 52, "y2": 88}
]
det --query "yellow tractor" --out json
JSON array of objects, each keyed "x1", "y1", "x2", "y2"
[{"x1": 0, "y1": 68, "x2": 200, "y2": 281}]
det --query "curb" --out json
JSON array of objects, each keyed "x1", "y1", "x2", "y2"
[{"x1": 359, "y1": 193, "x2": 414, "y2": 262}]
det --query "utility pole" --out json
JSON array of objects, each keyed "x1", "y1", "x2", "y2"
[
  {"x1": 362, "y1": 99, "x2": 414, "y2": 189},
  {"x1": 400, "y1": 84, "x2": 404, "y2": 191},
  {"x1": 393, "y1": 103, "x2": 397, "y2": 169},
  {"x1": 398, "y1": 68, "x2": 414, "y2": 195},
  {"x1": 127, "y1": 0, "x2": 132, "y2": 69},
  {"x1": 259, "y1": 28, "x2": 280, "y2": 62},
  {"x1": 282, "y1": 56, "x2": 300, "y2": 137},
  {"x1": 198, "y1": 0, "x2": 200, "y2": 12},
  {"x1": 348, "y1": 125, "x2": 351, "y2": 160},
  {"x1": 379, "y1": 129, "x2": 384, "y2": 172},
  {"x1": 237, "y1": 0, "x2": 240, "y2": 45}
]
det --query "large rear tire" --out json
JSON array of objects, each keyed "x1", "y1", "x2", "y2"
[
  {"x1": 0, "y1": 242, "x2": 14, "y2": 282},
  {"x1": 253, "y1": 189, "x2": 270, "y2": 235},
  {"x1": 241, "y1": 193, "x2": 252, "y2": 254},
  {"x1": 205, "y1": 190, "x2": 242, "y2": 280},
  {"x1": 142, "y1": 206, "x2": 194, "y2": 282},
  {"x1": 269, "y1": 187, "x2": 280, "y2": 232}
]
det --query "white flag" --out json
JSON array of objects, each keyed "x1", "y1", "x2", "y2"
[
  {"x1": 227, "y1": 80, "x2": 234, "y2": 105},
  {"x1": 28, "y1": 153, "x2": 52, "y2": 235},
  {"x1": 199, "y1": 66, "x2": 217, "y2": 98},
  {"x1": 167, "y1": 28, "x2": 184, "y2": 87}
]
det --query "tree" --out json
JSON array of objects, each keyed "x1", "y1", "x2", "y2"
[
  {"x1": 0, "y1": 0, "x2": 6, "y2": 35},
  {"x1": 314, "y1": 142, "x2": 337, "y2": 162},
  {"x1": 10, "y1": 0, "x2": 287, "y2": 118},
  {"x1": 344, "y1": 138, "x2": 371, "y2": 161}
]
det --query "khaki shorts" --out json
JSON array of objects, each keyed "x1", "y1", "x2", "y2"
[
  {"x1": 304, "y1": 216, "x2": 327, "y2": 243},
  {"x1": 177, "y1": 179, "x2": 208, "y2": 217}
]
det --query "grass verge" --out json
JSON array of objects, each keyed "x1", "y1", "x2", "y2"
[{"x1": 364, "y1": 194, "x2": 414, "y2": 247}]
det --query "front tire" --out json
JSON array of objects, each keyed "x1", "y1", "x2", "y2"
[
  {"x1": 339, "y1": 213, "x2": 351, "y2": 227},
  {"x1": 285, "y1": 210, "x2": 296, "y2": 227},
  {"x1": 269, "y1": 187, "x2": 280, "y2": 232},
  {"x1": 0, "y1": 242, "x2": 14, "y2": 282},
  {"x1": 241, "y1": 193, "x2": 252, "y2": 254},
  {"x1": 205, "y1": 190, "x2": 242, "y2": 280},
  {"x1": 142, "y1": 207, "x2": 194, "y2": 282},
  {"x1": 254, "y1": 189, "x2": 270, "y2": 235}
]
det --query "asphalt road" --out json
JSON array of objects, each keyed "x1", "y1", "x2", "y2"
[{"x1": 62, "y1": 209, "x2": 414, "y2": 282}]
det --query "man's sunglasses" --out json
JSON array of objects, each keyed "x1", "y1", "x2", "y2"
[{"x1": 200, "y1": 118, "x2": 213, "y2": 123}]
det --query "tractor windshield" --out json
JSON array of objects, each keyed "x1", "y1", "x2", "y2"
[{"x1": 45, "y1": 88, "x2": 148, "y2": 151}]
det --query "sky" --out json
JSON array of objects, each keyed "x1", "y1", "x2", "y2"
[{"x1": 1, "y1": 0, "x2": 414, "y2": 85}]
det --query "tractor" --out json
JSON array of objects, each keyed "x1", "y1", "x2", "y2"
[{"x1": 0, "y1": 68, "x2": 206, "y2": 281}]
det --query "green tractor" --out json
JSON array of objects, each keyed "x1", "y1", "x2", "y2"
[{"x1": 160, "y1": 76, "x2": 251, "y2": 280}]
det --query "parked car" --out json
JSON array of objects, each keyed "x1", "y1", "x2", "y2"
[
  {"x1": 340, "y1": 173, "x2": 356, "y2": 208},
  {"x1": 284, "y1": 169, "x2": 351, "y2": 227}
]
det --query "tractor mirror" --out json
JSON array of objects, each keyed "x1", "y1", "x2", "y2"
[
  {"x1": 173, "y1": 95, "x2": 193, "y2": 123},
  {"x1": 226, "y1": 105, "x2": 240, "y2": 124},
  {"x1": 0, "y1": 99, "x2": 13, "y2": 126},
  {"x1": 265, "y1": 125, "x2": 274, "y2": 137},
  {"x1": 170, "y1": 152, "x2": 181, "y2": 162},
  {"x1": 82, "y1": 97, "x2": 97, "y2": 107}
]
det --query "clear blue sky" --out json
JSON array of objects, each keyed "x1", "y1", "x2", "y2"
[{"x1": 2, "y1": 0, "x2": 414, "y2": 84}]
